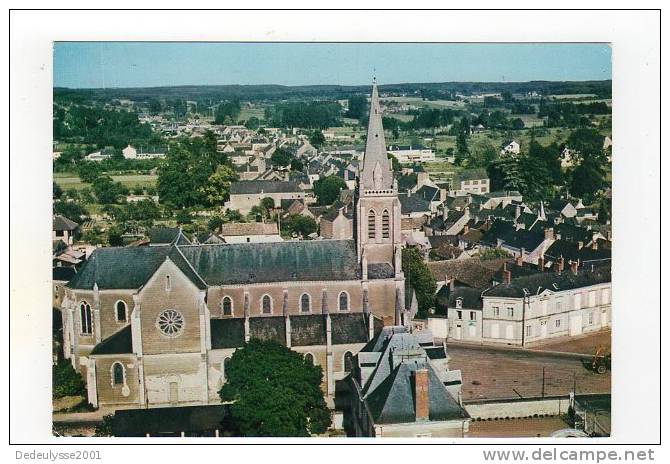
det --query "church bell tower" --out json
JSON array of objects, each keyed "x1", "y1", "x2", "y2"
[{"x1": 356, "y1": 80, "x2": 403, "y2": 281}]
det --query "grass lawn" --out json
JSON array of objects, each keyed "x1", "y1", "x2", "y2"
[
  {"x1": 54, "y1": 173, "x2": 158, "y2": 190},
  {"x1": 237, "y1": 107, "x2": 266, "y2": 122}
]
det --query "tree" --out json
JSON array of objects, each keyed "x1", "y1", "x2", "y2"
[
  {"x1": 54, "y1": 201, "x2": 89, "y2": 222},
  {"x1": 290, "y1": 158, "x2": 304, "y2": 172},
  {"x1": 313, "y1": 175, "x2": 346, "y2": 206},
  {"x1": 214, "y1": 100, "x2": 242, "y2": 124},
  {"x1": 260, "y1": 197, "x2": 275, "y2": 212},
  {"x1": 309, "y1": 130, "x2": 326, "y2": 148},
  {"x1": 94, "y1": 414, "x2": 114, "y2": 437},
  {"x1": 92, "y1": 176, "x2": 128, "y2": 204},
  {"x1": 271, "y1": 148, "x2": 293, "y2": 167},
  {"x1": 176, "y1": 209, "x2": 193, "y2": 224},
  {"x1": 200, "y1": 164, "x2": 238, "y2": 205},
  {"x1": 245, "y1": 116, "x2": 261, "y2": 130},
  {"x1": 570, "y1": 157, "x2": 606, "y2": 200},
  {"x1": 208, "y1": 216, "x2": 224, "y2": 232},
  {"x1": 77, "y1": 162, "x2": 101, "y2": 184},
  {"x1": 388, "y1": 153, "x2": 401, "y2": 172},
  {"x1": 219, "y1": 339, "x2": 331, "y2": 437},
  {"x1": 52, "y1": 360, "x2": 86, "y2": 398},
  {"x1": 53, "y1": 182, "x2": 63, "y2": 200},
  {"x1": 346, "y1": 95, "x2": 367, "y2": 120},
  {"x1": 468, "y1": 140, "x2": 497, "y2": 168},
  {"x1": 225, "y1": 209, "x2": 243, "y2": 222},
  {"x1": 283, "y1": 214, "x2": 317, "y2": 238},
  {"x1": 402, "y1": 247, "x2": 437, "y2": 319},
  {"x1": 107, "y1": 226, "x2": 124, "y2": 246}
]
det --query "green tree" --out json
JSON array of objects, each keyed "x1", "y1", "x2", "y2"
[
  {"x1": 283, "y1": 214, "x2": 317, "y2": 238},
  {"x1": 52, "y1": 360, "x2": 86, "y2": 398},
  {"x1": 313, "y1": 175, "x2": 346, "y2": 206},
  {"x1": 271, "y1": 147, "x2": 293, "y2": 167},
  {"x1": 53, "y1": 182, "x2": 63, "y2": 200},
  {"x1": 346, "y1": 95, "x2": 367, "y2": 120},
  {"x1": 176, "y1": 209, "x2": 193, "y2": 224},
  {"x1": 107, "y1": 226, "x2": 124, "y2": 246},
  {"x1": 219, "y1": 339, "x2": 331, "y2": 437},
  {"x1": 94, "y1": 415, "x2": 114, "y2": 437},
  {"x1": 309, "y1": 130, "x2": 326, "y2": 148},
  {"x1": 245, "y1": 116, "x2": 261, "y2": 130},
  {"x1": 402, "y1": 247, "x2": 437, "y2": 319},
  {"x1": 92, "y1": 176, "x2": 128, "y2": 204},
  {"x1": 77, "y1": 162, "x2": 101, "y2": 184},
  {"x1": 214, "y1": 100, "x2": 242, "y2": 124},
  {"x1": 208, "y1": 216, "x2": 224, "y2": 232},
  {"x1": 468, "y1": 139, "x2": 497, "y2": 168},
  {"x1": 479, "y1": 248, "x2": 513, "y2": 260},
  {"x1": 290, "y1": 158, "x2": 304, "y2": 172},
  {"x1": 570, "y1": 157, "x2": 606, "y2": 200},
  {"x1": 260, "y1": 197, "x2": 275, "y2": 212},
  {"x1": 388, "y1": 153, "x2": 401, "y2": 172},
  {"x1": 200, "y1": 164, "x2": 238, "y2": 205}
]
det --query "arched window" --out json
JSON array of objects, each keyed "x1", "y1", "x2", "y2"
[
  {"x1": 368, "y1": 210, "x2": 376, "y2": 239},
  {"x1": 221, "y1": 296, "x2": 233, "y2": 316},
  {"x1": 115, "y1": 300, "x2": 127, "y2": 322},
  {"x1": 304, "y1": 353, "x2": 315, "y2": 365},
  {"x1": 382, "y1": 209, "x2": 390, "y2": 238},
  {"x1": 261, "y1": 295, "x2": 273, "y2": 314},
  {"x1": 112, "y1": 362, "x2": 125, "y2": 386},
  {"x1": 80, "y1": 301, "x2": 92, "y2": 335},
  {"x1": 343, "y1": 351, "x2": 354, "y2": 373},
  {"x1": 300, "y1": 293, "x2": 311, "y2": 313},
  {"x1": 339, "y1": 292, "x2": 349, "y2": 312}
]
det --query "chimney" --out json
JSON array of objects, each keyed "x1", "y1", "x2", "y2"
[
  {"x1": 414, "y1": 368, "x2": 429, "y2": 421},
  {"x1": 570, "y1": 260, "x2": 578, "y2": 275},
  {"x1": 592, "y1": 240, "x2": 599, "y2": 251},
  {"x1": 462, "y1": 223, "x2": 470, "y2": 235},
  {"x1": 448, "y1": 276, "x2": 455, "y2": 292},
  {"x1": 544, "y1": 227, "x2": 554, "y2": 241},
  {"x1": 557, "y1": 256, "x2": 565, "y2": 274},
  {"x1": 515, "y1": 253, "x2": 523, "y2": 267},
  {"x1": 537, "y1": 255, "x2": 545, "y2": 272},
  {"x1": 443, "y1": 207, "x2": 448, "y2": 221},
  {"x1": 515, "y1": 205, "x2": 521, "y2": 220},
  {"x1": 502, "y1": 263, "x2": 512, "y2": 285}
]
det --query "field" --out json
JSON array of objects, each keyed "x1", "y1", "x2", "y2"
[{"x1": 54, "y1": 172, "x2": 158, "y2": 191}]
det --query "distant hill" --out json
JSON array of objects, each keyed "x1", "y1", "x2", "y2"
[{"x1": 54, "y1": 80, "x2": 612, "y2": 103}]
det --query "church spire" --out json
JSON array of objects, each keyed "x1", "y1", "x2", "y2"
[{"x1": 360, "y1": 81, "x2": 394, "y2": 191}]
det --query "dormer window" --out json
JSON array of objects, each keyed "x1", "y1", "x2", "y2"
[{"x1": 455, "y1": 298, "x2": 463, "y2": 309}]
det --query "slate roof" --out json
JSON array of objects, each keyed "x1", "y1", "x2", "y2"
[
  {"x1": 454, "y1": 168, "x2": 488, "y2": 182},
  {"x1": 330, "y1": 313, "x2": 369, "y2": 345},
  {"x1": 67, "y1": 245, "x2": 207, "y2": 290},
  {"x1": 480, "y1": 220, "x2": 545, "y2": 252},
  {"x1": 359, "y1": 327, "x2": 468, "y2": 425},
  {"x1": 53, "y1": 266, "x2": 77, "y2": 282},
  {"x1": 544, "y1": 240, "x2": 612, "y2": 262},
  {"x1": 416, "y1": 185, "x2": 440, "y2": 202},
  {"x1": 482, "y1": 264, "x2": 611, "y2": 298},
  {"x1": 435, "y1": 286, "x2": 483, "y2": 315},
  {"x1": 210, "y1": 318, "x2": 245, "y2": 349},
  {"x1": 427, "y1": 258, "x2": 507, "y2": 289},
  {"x1": 290, "y1": 314, "x2": 327, "y2": 347},
  {"x1": 398, "y1": 193, "x2": 431, "y2": 214},
  {"x1": 53, "y1": 215, "x2": 79, "y2": 231},
  {"x1": 148, "y1": 227, "x2": 192, "y2": 246},
  {"x1": 554, "y1": 223, "x2": 593, "y2": 243},
  {"x1": 179, "y1": 240, "x2": 360, "y2": 285},
  {"x1": 367, "y1": 263, "x2": 395, "y2": 280},
  {"x1": 90, "y1": 326, "x2": 133, "y2": 355},
  {"x1": 112, "y1": 404, "x2": 233, "y2": 437},
  {"x1": 230, "y1": 180, "x2": 301, "y2": 195},
  {"x1": 249, "y1": 317, "x2": 286, "y2": 345}
]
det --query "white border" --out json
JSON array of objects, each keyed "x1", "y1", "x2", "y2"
[{"x1": 6, "y1": 5, "x2": 661, "y2": 454}]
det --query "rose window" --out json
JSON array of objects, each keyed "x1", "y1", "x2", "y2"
[{"x1": 157, "y1": 309, "x2": 184, "y2": 337}]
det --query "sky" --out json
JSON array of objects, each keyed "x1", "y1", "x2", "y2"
[{"x1": 53, "y1": 42, "x2": 612, "y2": 89}]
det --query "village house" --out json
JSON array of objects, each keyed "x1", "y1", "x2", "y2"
[
  {"x1": 500, "y1": 140, "x2": 520, "y2": 156},
  {"x1": 225, "y1": 180, "x2": 305, "y2": 214},
  {"x1": 448, "y1": 168, "x2": 490, "y2": 195},
  {"x1": 219, "y1": 222, "x2": 282, "y2": 243},
  {"x1": 387, "y1": 144, "x2": 436, "y2": 164},
  {"x1": 348, "y1": 326, "x2": 469, "y2": 437}
]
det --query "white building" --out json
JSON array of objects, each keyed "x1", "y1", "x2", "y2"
[
  {"x1": 387, "y1": 145, "x2": 436, "y2": 163},
  {"x1": 500, "y1": 140, "x2": 520, "y2": 156},
  {"x1": 219, "y1": 222, "x2": 283, "y2": 244}
]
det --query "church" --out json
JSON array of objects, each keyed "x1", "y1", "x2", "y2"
[{"x1": 60, "y1": 82, "x2": 410, "y2": 409}]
